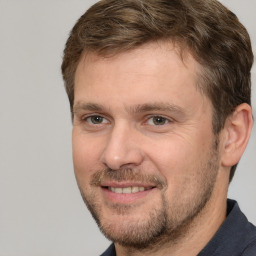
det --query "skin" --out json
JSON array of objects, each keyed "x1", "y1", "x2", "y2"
[{"x1": 72, "y1": 41, "x2": 252, "y2": 256}]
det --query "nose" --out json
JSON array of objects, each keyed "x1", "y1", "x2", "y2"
[{"x1": 100, "y1": 123, "x2": 144, "y2": 170}]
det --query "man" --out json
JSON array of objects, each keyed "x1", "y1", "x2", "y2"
[{"x1": 61, "y1": 0, "x2": 256, "y2": 255}]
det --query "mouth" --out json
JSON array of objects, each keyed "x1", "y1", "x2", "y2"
[
  {"x1": 106, "y1": 186, "x2": 154, "y2": 194},
  {"x1": 100, "y1": 183, "x2": 157, "y2": 204}
]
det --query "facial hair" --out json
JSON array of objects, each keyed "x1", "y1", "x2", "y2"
[{"x1": 77, "y1": 138, "x2": 220, "y2": 250}]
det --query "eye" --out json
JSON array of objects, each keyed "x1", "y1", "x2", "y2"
[
  {"x1": 85, "y1": 115, "x2": 109, "y2": 125},
  {"x1": 147, "y1": 116, "x2": 169, "y2": 126}
]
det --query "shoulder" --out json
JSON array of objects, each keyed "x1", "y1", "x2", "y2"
[
  {"x1": 224, "y1": 200, "x2": 256, "y2": 256},
  {"x1": 100, "y1": 243, "x2": 116, "y2": 256},
  {"x1": 227, "y1": 200, "x2": 256, "y2": 256},
  {"x1": 199, "y1": 199, "x2": 256, "y2": 256},
  {"x1": 241, "y1": 235, "x2": 256, "y2": 256}
]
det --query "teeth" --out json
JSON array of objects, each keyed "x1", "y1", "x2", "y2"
[
  {"x1": 108, "y1": 186, "x2": 150, "y2": 194},
  {"x1": 122, "y1": 187, "x2": 132, "y2": 193},
  {"x1": 131, "y1": 186, "x2": 139, "y2": 193}
]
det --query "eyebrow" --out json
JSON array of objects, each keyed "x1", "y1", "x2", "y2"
[
  {"x1": 73, "y1": 102, "x2": 106, "y2": 114},
  {"x1": 127, "y1": 103, "x2": 184, "y2": 115},
  {"x1": 73, "y1": 102, "x2": 185, "y2": 116}
]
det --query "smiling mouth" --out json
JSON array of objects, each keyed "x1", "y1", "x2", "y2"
[{"x1": 106, "y1": 186, "x2": 154, "y2": 194}]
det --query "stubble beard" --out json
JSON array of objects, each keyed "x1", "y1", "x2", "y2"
[{"x1": 77, "y1": 138, "x2": 220, "y2": 250}]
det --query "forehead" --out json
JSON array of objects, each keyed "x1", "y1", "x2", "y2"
[
  {"x1": 74, "y1": 41, "x2": 207, "y2": 111},
  {"x1": 77, "y1": 41, "x2": 199, "y2": 72}
]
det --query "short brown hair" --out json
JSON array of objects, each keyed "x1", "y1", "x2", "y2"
[{"x1": 61, "y1": 0, "x2": 253, "y2": 181}]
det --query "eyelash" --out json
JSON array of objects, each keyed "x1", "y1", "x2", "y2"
[
  {"x1": 146, "y1": 116, "x2": 170, "y2": 126},
  {"x1": 82, "y1": 114, "x2": 172, "y2": 127},
  {"x1": 83, "y1": 115, "x2": 109, "y2": 125}
]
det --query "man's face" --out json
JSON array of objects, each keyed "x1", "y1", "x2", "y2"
[{"x1": 72, "y1": 42, "x2": 220, "y2": 248}]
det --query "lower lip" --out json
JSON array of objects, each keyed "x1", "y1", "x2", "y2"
[{"x1": 101, "y1": 187, "x2": 156, "y2": 204}]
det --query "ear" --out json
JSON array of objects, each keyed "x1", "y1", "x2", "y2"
[{"x1": 221, "y1": 103, "x2": 253, "y2": 168}]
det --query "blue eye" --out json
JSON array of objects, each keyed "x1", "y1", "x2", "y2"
[
  {"x1": 147, "y1": 116, "x2": 169, "y2": 125},
  {"x1": 86, "y1": 115, "x2": 108, "y2": 124}
]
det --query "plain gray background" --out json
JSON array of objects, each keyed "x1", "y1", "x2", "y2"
[{"x1": 0, "y1": 1, "x2": 255, "y2": 255}]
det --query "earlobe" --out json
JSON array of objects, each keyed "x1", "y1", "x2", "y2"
[{"x1": 221, "y1": 103, "x2": 253, "y2": 167}]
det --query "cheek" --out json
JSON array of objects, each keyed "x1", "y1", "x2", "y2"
[
  {"x1": 72, "y1": 131, "x2": 104, "y2": 180},
  {"x1": 148, "y1": 136, "x2": 206, "y2": 190},
  {"x1": 150, "y1": 138, "x2": 195, "y2": 171}
]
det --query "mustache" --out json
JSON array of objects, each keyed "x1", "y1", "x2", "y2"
[{"x1": 90, "y1": 168, "x2": 166, "y2": 189}]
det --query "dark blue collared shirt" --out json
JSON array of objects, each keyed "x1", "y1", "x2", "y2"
[{"x1": 100, "y1": 199, "x2": 256, "y2": 256}]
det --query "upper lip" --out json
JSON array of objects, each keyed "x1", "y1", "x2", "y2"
[{"x1": 100, "y1": 181, "x2": 156, "y2": 188}]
